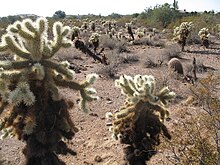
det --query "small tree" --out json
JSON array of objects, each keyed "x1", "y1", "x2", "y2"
[
  {"x1": 53, "y1": 10, "x2": 66, "y2": 19},
  {"x1": 144, "y1": 3, "x2": 180, "y2": 28}
]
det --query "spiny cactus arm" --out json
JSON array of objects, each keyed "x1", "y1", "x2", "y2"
[
  {"x1": 49, "y1": 22, "x2": 72, "y2": 57},
  {"x1": 0, "y1": 71, "x2": 22, "y2": 81},
  {"x1": 79, "y1": 88, "x2": 99, "y2": 113},
  {"x1": 115, "y1": 75, "x2": 135, "y2": 96},
  {"x1": 41, "y1": 60, "x2": 74, "y2": 80},
  {"x1": 18, "y1": 18, "x2": 48, "y2": 61},
  {"x1": 157, "y1": 87, "x2": 175, "y2": 105},
  {"x1": 7, "y1": 82, "x2": 35, "y2": 106},
  {"x1": 22, "y1": 19, "x2": 37, "y2": 34},
  {"x1": 53, "y1": 73, "x2": 98, "y2": 91},
  {"x1": 114, "y1": 105, "x2": 135, "y2": 119},
  {"x1": 7, "y1": 20, "x2": 36, "y2": 40},
  {"x1": 54, "y1": 73, "x2": 99, "y2": 112},
  {"x1": 0, "y1": 126, "x2": 15, "y2": 139},
  {"x1": 1, "y1": 35, "x2": 31, "y2": 60},
  {"x1": 15, "y1": 26, "x2": 35, "y2": 41},
  {"x1": 115, "y1": 74, "x2": 175, "y2": 108},
  {"x1": 0, "y1": 43, "x2": 8, "y2": 52},
  {"x1": 0, "y1": 60, "x2": 31, "y2": 70},
  {"x1": 53, "y1": 76, "x2": 81, "y2": 90},
  {"x1": 150, "y1": 103, "x2": 169, "y2": 122}
]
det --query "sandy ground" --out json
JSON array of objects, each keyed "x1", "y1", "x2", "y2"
[{"x1": 0, "y1": 39, "x2": 220, "y2": 165}]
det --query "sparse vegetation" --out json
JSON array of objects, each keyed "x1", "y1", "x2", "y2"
[
  {"x1": 0, "y1": 2, "x2": 220, "y2": 164},
  {"x1": 160, "y1": 73, "x2": 220, "y2": 165}
]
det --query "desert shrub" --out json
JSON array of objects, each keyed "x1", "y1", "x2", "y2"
[
  {"x1": 162, "y1": 43, "x2": 182, "y2": 60},
  {"x1": 120, "y1": 53, "x2": 140, "y2": 64},
  {"x1": 97, "y1": 63, "x2": 119, "y2": 79},
  {"x1": 160, "y1": 73, "x2": 220, "y2": 165},
  {"x1": 187, "y1": 30, "x2": 201, "y2": 45},
  {"x1": 97, "y1": 35, "x2": 129, "y2": 53},
  {"x1": 0, "y1": 18, "x2": 98, "y2": 165},
  {"x1": 132, "y1": 38, "x2": 152, "y2": 45},
  {"x1": 106, "y1": 74, "x2": 175, "y2": 165},
  {"x1": 114, "y1": 41, "x2": 129, "y2": 54},
  {"x1": 132, "y1": 37, "x2": 165, "y2": 47},
  {"x1": 140, "y1": 3, "x2": 180, "y2": 28},
  {"x1": 151, "y1": 36, "x2": 165, "y2": 48},
  {"x1": 144, "y1": 56, "x2": 164, "y2": 68},
  {"x1": 99, "y1": 34, "x2": 117, "y2": 50},
  {"x1": 56, "y1": 49, "x2": 83, "y2": 61}
]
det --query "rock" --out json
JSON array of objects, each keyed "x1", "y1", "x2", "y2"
[{"x1": 94, "y1": 155, "x2": 102, "y2": 162}]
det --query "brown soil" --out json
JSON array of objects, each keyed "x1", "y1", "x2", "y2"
[{"x1": 0, "y1": 40, "x2": 220, "y2": 165}]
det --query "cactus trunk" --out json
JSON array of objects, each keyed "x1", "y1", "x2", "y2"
[{"x1": 13, "y1": 81, "x2": 77, "y2": 165}]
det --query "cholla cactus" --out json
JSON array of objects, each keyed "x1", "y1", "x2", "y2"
[
  {"x1": 71, "y1": 26, "x2": 80, "y2": 40},
  {"x1": 173, "y1": 22, "x2": 193, "y2": 51},
  {"x1": 106, "y1": 74, "x2": 175, "y2": 164},
  {"x1": 117, "y1": 31, "x2": 123, "y2": 40},
  {"x1": 89, "y1": 32, "x2": 100, "y2": 52},
  {"x1": 136, "y1": 28, "x2": 144, "y2": 38},
  {"x1": 198, "y1": 28, "x2": 209, "y2": 48},
  {"x1": 81, "y1": 21, "x2": 88, "y2": 30},
  {"x1": 125, "y1": 23, "x2": 134, "y2": 40},
  {"x1": 0, "y1": 18, "x2": 98, "y2": 164},
  {"x1": 89, "y1": 21, "x2": 96, "y2": 32}
]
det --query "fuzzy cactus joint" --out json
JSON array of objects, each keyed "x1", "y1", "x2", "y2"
[
  {"x1": 106, "y1": 74, "x2": 175, "y2": 165},
  {"x1": 0, "y1": 17, "x2": 98, "y2": 165}
]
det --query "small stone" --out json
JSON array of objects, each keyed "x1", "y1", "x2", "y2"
[
  {"x1": 107, "y1": 101, "x2": 113, "y2": 104},
  {"x1": 106, "y1": 98, "x2": 111, "y2": 101},
  {"x1": 89, "y1": 113, "x2": 98, "y2": 117},
  {"x1": 94, "y1": 155, "x2": 102, "y2": 162},
  {"x1": 103, "y1": 137, "x2": 108, "y2": 141}
]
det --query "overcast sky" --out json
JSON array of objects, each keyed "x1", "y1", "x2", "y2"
[{"x1": 0, "y1": 0, "x2": 219, "y2": 17}]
